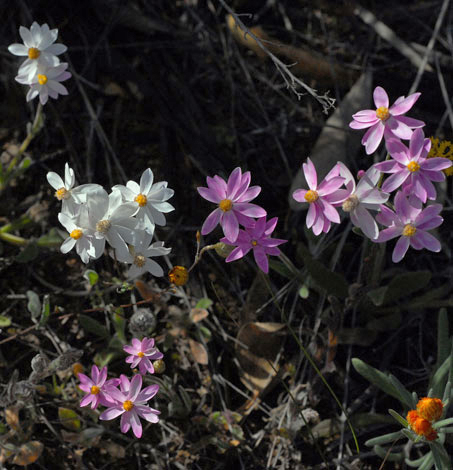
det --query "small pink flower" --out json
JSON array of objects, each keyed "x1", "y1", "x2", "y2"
[
  {"x1": 100, "y1": 375, "x2": 160, "y2": 438},
  {"x1": 349, "y1": 86, "x2": 424, "y2": 154},
  {"x1": 78, "y1": 365, "x2": 114, "y2": 409},
  {"x1": 292, "y1": 158, "x2": 346, "y2": 235},
  {"x1": 123, "y1": 337, "x2": 163, "y2": 375},
  {"x1": 374, "y1": 129, "x2": 452, "y2": 203},
  {"x1": 375, "y1": 192, "x2": 443, "y2": 262},
  {"x1": 220, "y1": 216, "x2": 287, "y2": 273},
  {"x1": 197, "y1": 167, "x2": 266, "y2": 242}
]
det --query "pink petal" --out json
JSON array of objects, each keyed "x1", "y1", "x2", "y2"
[
  {"x1": 226, "y1": 245, "x2": 250, "y2": 263},
  {"x1": 206, "y1": 176, "x2": 226, "y2": 199},
  {"x1": 136, "y1": 384, "x2": 160, "y2": 403},
  {"x1": 381, "y1": 170, "x2": 409, "y2": 193},
  {"x1": 421, "y1": 158, "x2": 452, "y2": 171},
  {"x1": 253, "y1": 246, "x2": 269, "y2": 273},
  {"x1": 231, "y1": 171, "x2": 251, "y2": 200},
  {"x1": 353, "y1": 205, "x2": 379, "y2": 240},
  {"x1": 396, "y1": 116, "x2": 425, "y2": 129},
  {"x1": 392, "y1": 236, "x2": 410, "y2": 263},
  {"x1": 131, "y1": 338, "x2": 141, "y2": 349},
  {"x1": 373, "y1": 86, "x2": 389, "y2": 108},
  {"x1": 136, "y1": 405, "x2": 160, "y2": 423},
  {"x1": 130, "y1": 410, "x2": 143, "y2": 438},
  {"x1": 226, "y1": 168, "x2": 242, "y2": 198},
  {"x1": 417, "y1": 215, "x2": 443, "y2": 231},
  {"x1": 409, "y1": 128, "x2": 425, "y2": 159},
  {"x1": 386, "y1": 117, "x2": 413, "y2": 140},
  {"x1": 293, "y1": 188, "x2": 308, "y2": 203},
  {"x1": 120, "y1": 412, "x2": 131, "y2": 434},
  {"x1": 237, "y1": 185, "x2": 261, "y2": 203},
  {"x1": 376, "y1": 205, "x2": 396, "y2": 227},
  {"x1": 138, "y1": 358, "x2": 153, "y2": 375},
  {"x1": 234, "y1": 202, "x2": 266, "y2": 218},
  {"x1": 376, "y1": 226, "x2": 403, "y2": 242},
  {"x1": 320, "y1": 200, "x2": 340, "y2": 223},
  {"x1": 303, "y1": 158, "x2": 318, "y2": 190},
  {"x1": 312, "y1": 210, "x2": 325, "y2": 235},
  {"x1": 386, "y1": 139, "x2": 410, "y2": 165},
  {"x1": 127, "y1": 375, "x2": 143, "y2": 402},
  {"x1": 317, "y1": 176, "x2": 345, "y2": 196},
  {"x1": 352, "y1": 109, "x2": 379, "y2": 122},
  {"x1": 350, "y1": 120, "x2": 376, "y2": 130},
  {"x1": 373, "y1": 160, "x2": 401, "y2": 173},
  {"x1": 264, "y1": 217, "x2": 278, "y2": 236},
  {"x1": 123, "y1": 345, "x2": 138, "y2": 355},
  {"x1": 80, "y1": 394, "x2": 95, "y2": 408},
  {"x1": 221, "y1": 210, "x2": 239, "y2": 242},
  {"x1": 418, "y1": 173, "x2": 437, "y2": 200},
  {"x1": 100, "y1": 406, "x2": 125, "y2": 421},
  {"x1": 306, "y1": 203, "x2": 317, "y2": 229},
  {"x1": 415, "y1": 204, "x2": 442, "y2": 226},
  {"x1": 99, "y1": 366, "x2": 108, "y2": 386},
  {"x1": 91, "y1": 365, "x2": 100, "y2": 383},
  {"x1": 389, "y1": 92, "x2": 420, "y2": 116},
  {"x1": 415, "y1": 231, "x2": 441, "y2": 252},
  {"x1": 363, "y1": 122, "x2": 385, "y2": 154},
  {"x1": 201, "y1": 208, "x2": 222, "y2": 235},
  {"x1": 197, "y1": 186, "x2": 221, "y2": 203}
]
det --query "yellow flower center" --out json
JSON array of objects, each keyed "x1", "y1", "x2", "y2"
[
  {"x1": 134, "y1": 254, "x2": 146, "y2": 267},
  {"x1": 70, "y1": 229, "x2": 83, "y2": 240},
  {"x1": 407, "y1": 161, "x2": 420, "y2": 172},
  {"x1": 134, "y1": 193, "x2": 147, "y2": 207},
  {"x1": 376, "y1": 106, "x2": 390, "y2": 121},
  {"x1": 219, "y1": 199, "x2": 233, "y2": 212},
  {"x1": 28, "y1": 47, "x2": 40, "y2": 59},
  {"x1": 138, "y1": 352, "x2": 145, "y2": 358},
  {"x1": 304, "y1": 190, "x2": 319, "y2": 203},
  {"x1": 55, "y1": 187, "x2": 69, "y2": 200},
  {"x1": 342, "y1": 195, "x2": 359, "y2": 212},
  {"x1": 90, "y1": 385, "x2": 100, "y2": 395},
  {"x1": 96, "y1": 220, "x2": 111, "y2": 233},
  {"x1": 168, "y1": 266, "x2": 189, "y2": 286},
  {"x1": 37, "y1": 74, "x2": 48, "y2": 85},
  {"x1": 402, "y1": 224, "x2": 416, "y2": 237},
  {"x1": 251, "y1": 240, "x2": 258, "y2": 246},
  {"x1": 123, "y1": 400, "x2": 134, "y2": 412}
]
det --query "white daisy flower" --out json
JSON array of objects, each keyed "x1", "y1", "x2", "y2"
[
  {"x1": 47, "y1": 163, "x2": 103, "y2": 215},
  {"x1": 58, "y1": 207, "x2": 95, "y2": 264},
  {"x1": 85, "y1": 189, "x2": 139, "y2": 260},
  {"x1": 112, "y1": 168, "x2": 174, "y2": 234},
  {"x1": 114, "y1": 229, "x2": 171, "y2": 279},
  {"x1": 8, "y1": 22, "x2": 67, "y2": 82},
  {"x1": 16, "y1": 63, "x2": 71, "y2": 105}
]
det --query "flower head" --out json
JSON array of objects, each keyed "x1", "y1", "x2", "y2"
[
  {"x1": 123, "y1": 337, "x2": 163, "y2": 375},
  {"x1": 197, "y1": 167, "x2": 266, "y2": 242},
  {"x1": 349, "y1": 86, "x2": 425, "y2": 154},
  {"x1": 375, "y1": 192, "x2": 443, "y2": 262},
  {"x1": 427, "y1": 137, "x2": 453, "y2": 176},
  {"x1": 416, "y1": 397, "x2": 443, "y2": 422},
  {"x1": 112, "y1": 168, "x2": 174, "y2": 234},
  {"x1": 168, "y1": 266, "x2": 189, "y2": 286},
  {"x1": 16, "y1": 62, "x2": 71, "y2": 105},
  {"x1": 292, "y1": 158, "x2": 346, "y2": 235},
  {"x1": 8, "y1": 22, "x2": 67, "y2": 81},
  {"x1": 99, "y1": 374, "x2": 160, "y2": 438},
  {"x1": 374, "y1": 129, "x2": 452, "y2": 203},
  {"x1": 220, "y1": 216, "x2": 287, "y2": 273},
  {"x1": 78, "y1": 365, "x2": 114, "y2": 409}
]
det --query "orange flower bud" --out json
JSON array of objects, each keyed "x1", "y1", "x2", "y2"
[
  {"x1": 406, "y1": 410, "x2": 419, "y2": 427},
  {"x1": 72, "y1": 362, "x2": 84, "y2": 376},
  {"x1": 168, "y1": 266, "x2": 189, "y2": 286},
  {"x1": 416, "y1": 397, "x2": 443, "y2": 422},
  {"x1": 412, "y1": 417, "x2": 432, "y2": 437}
]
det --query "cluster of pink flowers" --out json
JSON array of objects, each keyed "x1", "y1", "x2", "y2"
[
  {"x1": 197, "y1": 167, "x2": 287, "y2": 273},
  {"x1": 78, "y1": 337, "x2": 163, "y2": 438},
  {"x1": 292, "y1": 86, "x2": 451, "y2": 263}
]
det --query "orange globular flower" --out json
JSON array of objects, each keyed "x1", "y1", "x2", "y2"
[
  {"x1": 406, "y1": 410, "x2": 419, "y2": 427},
  {"x1": 416, "y1": 397, "x2": 443, "y2": 422},
  {"x1": 412, "y1": 416, "x2": 433, "y2": 437},
  {"x1": 168, "y1": 266, "x2": 189, "y2": 286},
  {"x1": 72, "y1": 363, "x2": 84, "y2": 377}
]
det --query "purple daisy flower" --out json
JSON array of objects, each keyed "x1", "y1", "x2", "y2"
[
  {"x1": 349, "y1": 86, "x2": 425, "y2": 155},
  {"x1": 374, "y1": 129, "x2": 452, "y2": 203},
  {"x1": 99, "y1": 375, "x2": 160, "y2": 438},
  {"x1": 292, "y1": 158, "x2": 346, "y2": 235},
  {"x1": 220, "y1": 216, "x2": 287, "y2": 273},
  {"x1": 197, "y1": 167, "x2": 266, "y2": 242},
  {"x1": 123, "y1": 337, "x2": 163, "y2": 375},
  {"x1": 78, "y1": 365, "x2": 114, "y2": 409},
  {"x1": 375, "y1": 191, "x2": 443, "y2": 263}
]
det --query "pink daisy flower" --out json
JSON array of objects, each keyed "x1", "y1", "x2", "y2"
[
  {"x1": 349, "y1": 86, "x2": 425, "y2": 154},
  {"x1": 220, "y1": 216, "x2": 287, "y2": 273},
  {"x1": 374, "y1": 129, "x2": 452, "y2": 203},
  {"x1": 123, "y1": 337, "x2": 163, "y2": 375},
  {"x1": 292, "y1": 158, "x2": 346, "y2": 235},
  {"x1": 197, "y1": 167, "x2": 266, "y2": 242},
  {"x1": 78, "y1": 365, "x2": 115, "y2": 409},
  {"x1": 375, "y1": 191, "x2": 443, "y2": 263},
  {"x1": 100, "y1": 375, "x2": 160, "y2": 438}
]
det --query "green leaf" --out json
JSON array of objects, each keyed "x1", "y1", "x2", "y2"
[
  {"x1": 298, "y1": 285, "x2": 309, "y2": 299},
  {"x1": 37, "y1": 228, "x2": 64, "y2": 248},
  {"x1": 405, "y1": 453, "x2": 432, "y2": 468},
  {"x1": 198, "y1": 326, "x2": 212, "y2": 341},
  {"x1": 430, "y1": 440, "x2": 452, "y2": 470},
  {"x1": 16, "y1": 242, "x2": 39, "y2": 263},
  {"x1": 430, "y1": 355, "x2": 451, "y2": 395},
  {"x1": 367, "y1": 286, "x2": 387, "y2": 307},
  {"x1": 388, "y1": 409, "x2": 408, "y2": 427},
  {"x1": 389, "y1": 376, "x2": 415, "y2": 409},
  {"x1": 268, "y1": 259, "x2": 295, "y2": 279},
  {"x1": 58, "y1": 408, "x2": 81, "y2": 431},
  {"x1": 352, "y1": 358, "x2": 404, "y2": 404},
  {"x1": 196, "y1": 298, "x2": 213, "y2": 310},
  {"x1": 365, "y1": 430, "x2": 403, "y2": 447},
  {"x1": 19, "y1": 157, "x2": 32, "y2": 170},
  {"x1": 83, "y1": 270, "x2": 99, "y2": 287},
  {"x1": 297, "y1": 243, "x2": 348, "y2": 298},
  {"x1": 366, "y1": 312, "x2": 402, "y2": 331},
  {"x1": 94, "y1": 350, "x2": 117, "y2": 367},
  {"x1": 26, "y1": 291, "x2": 41, "y2": 319},
  {"x1": 79, "y1": 314, "x2": 109, "y2": 339},
  {"x1": 0, "y1": 315, "x2": 11, "y2": 327},
  {"x1": 39, "y1": 294, "x2": 51, "y2": 327},
  {"x1": 373, "y1": 445, "x2": 403, "y2": 462}
]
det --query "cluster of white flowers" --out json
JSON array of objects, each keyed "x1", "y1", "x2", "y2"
[
  {"x1": 47, "y1": 164, "x2": 174, "y2": 278},
  {"x1": 9, "y1": 22, "x2": 71, "y2": 105}
]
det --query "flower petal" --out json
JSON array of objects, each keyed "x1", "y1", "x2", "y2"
[
  {"x1": 392, "y1": 236, "x2": 410, "y2": 263},
  {"x1": 389, "y1": 92, "x2": 420, "y2": 116},
  {"x1": 373, "y1": 86, "x2": 389, "y2": 108},
  {"x1": 303, "y1": 158, "x2": 317, "y2": 190},
  {"x1": 201, "y1": 209, "x2": 221, "y2": 235}
]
